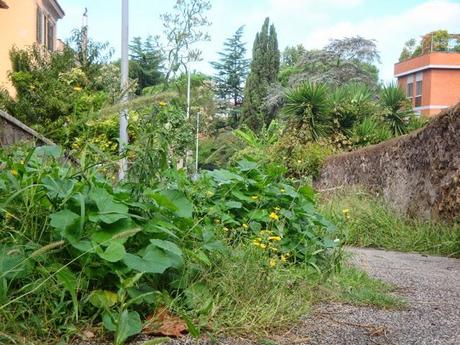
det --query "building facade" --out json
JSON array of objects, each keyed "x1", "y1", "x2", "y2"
[
  {"x1": 394, "y1": 52, "x2": 460, "y2": 117},
  {"x1": 0, "y1": 0, "x2": 65, "y2": 95}
]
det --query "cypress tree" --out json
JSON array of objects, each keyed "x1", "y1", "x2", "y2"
[{"x1": 242, "y1": 17, "x2": 280, "y2": 131}]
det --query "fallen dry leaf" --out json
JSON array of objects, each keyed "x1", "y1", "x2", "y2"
[
  {"x1": 143, "y1": 306, "x2": 188, "y2": 338},
  {"x1": 82, "y1": 330, "x2": 95, "y2": 339}
]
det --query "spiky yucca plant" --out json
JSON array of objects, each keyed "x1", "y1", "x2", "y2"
[
  {"x1": 282, "y1": 82, "x2": 332, "y2": 140},
  {"x1": 380, "y1": 83, "x2": 414, "y2": 136}
]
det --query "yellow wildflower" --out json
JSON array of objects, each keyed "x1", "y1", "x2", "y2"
[
  {"x1": 73, "y1": 86, "x2": 82, "y2": 91},
  {"x1": 297, "y1": 160, "x2": 302, "y2": 164},
  {"x1": 223, "y1": 227, "x2": 229, "y2": 232},
  {"x1": 280, "y1": 188, "x2": 286, "y2": 193},
  {"x1": 159, "y1": 101, "x2": 167, "y2": 107},
  {"x1": 274, "y1": 206, "x2": 281, "y2": 211},
  {"x1": 10, "y1": 169, "x2": 18, "y2": 176},
  {"x1": 251, "y1": 239, "x2": 266, "y2": 249},
  {"x1": 259, "y1": 230, "x2": 271, "y2": 235},
  {"x1": 269, "y1": 246, "x2": 278, "y2": 252},
  {"x1": 251, "y1": 195, "x2": 258, "y2": 200},
  {"x1": 342, "y1": 208, "x2": 350, "y2": 220},
  {"x1": 280, "y1": 254, "x2": 288, "y2": 262},
  {"x1": 269, "y1": 258, "x2": 277, "y2": 268},
  {"x1": 268, "y1": 236, "x2": 281, "y2": 241},
  {"x1": 242, "y1": 223, "x2": 249, "y2": 230},
  {"x1": 269, "y1": 212, "x2": 279, "y2": 221}
]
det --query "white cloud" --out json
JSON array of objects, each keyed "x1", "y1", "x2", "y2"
[{"x1": 303, "y1": 0, "x2": 460, "y2": 81}]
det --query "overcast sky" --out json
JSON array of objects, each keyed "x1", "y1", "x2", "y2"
[{"x1": 57, "y1": 0, "x2": 460, "y2": 82}]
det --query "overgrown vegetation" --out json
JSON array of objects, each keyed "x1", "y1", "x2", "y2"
[
  {"x1": 1, "y1": 1, "x2": 454, "y2": 342},
  {"x1": 320, "y1": 189, "x2": 460, "y2": 257}
]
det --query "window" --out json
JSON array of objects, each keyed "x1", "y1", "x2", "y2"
[
  {"x1": 36, "y1": 7, "x2": 44, "y2": 44},
  {"x1": 415, "y1": 72, "x2": 423, "y2": 107},
  {"x1": 406, "y1": 75, "x2": 414, "y2": 100},
  {"x1": 36, "y1": 7, "x2": 55, "y2": 51},
  {"x1": 47, "y1": 20, "x2": 54, "y2": 51}
]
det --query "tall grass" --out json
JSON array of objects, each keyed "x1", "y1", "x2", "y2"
[{"x1": 320, "y1": 189, "x2": 460, "y2": 257}]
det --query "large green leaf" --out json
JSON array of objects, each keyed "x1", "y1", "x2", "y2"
[
  {"x1": 97, "y1": 242, "x2": 126, "y2": 263},
  {"x1": 159, "y1": 189, "x2": 193, "y2": 218},
  {"x1": 91, "y1": 219, "x2": 135, "y2": 244},
  {"x1": 237, "y1": 159, "x2": 258, "y2": 171},
  {"x1": 208, "y1": 169, "x2": 244, "y2": 185},
  {"x1": 123, "y1": 252, "x2": 172, "y2": 274},
  {"x1": 0, "y1": 246, "x2": 28, "y2": 279},
  {"x1": 224, "y1": 201, "x2": 242, "y2": 209},
  {"x1": 89, "y1": 290, "x2": 118, "y2": 309},
  {"x1": 149, "y1": 239, "x2": 183, "y2": 257},
  {"x1": 123, "y1": 241, "x2": 183, "y2": 274},
  {"x1": 42, "y1": 176, "x2": 75, "y2": 200},
  {"x1": 49, "y1": 209, "x2": 80, "y2": 232},
  {"x1": 89, "y1": 188, "x2": 129, "y2": 224},
  {"x1": 115, "y1": 310, "x2": 142, "y2": 345}
]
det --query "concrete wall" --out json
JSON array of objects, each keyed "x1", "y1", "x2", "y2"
[
  {"x1": 0, "y1": 110, "x2": 53, "y2": 146},
  {"x1": 314, "y1": 103, "x2": 460, "y2": 221}
]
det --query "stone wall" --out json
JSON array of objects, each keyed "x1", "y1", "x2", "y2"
[
  {"x1": 0, "y1": 110, "x2": 54, "y2": 147},
  {"x1": 314, "y1": 103, "x2": 460, "y2": 221}
]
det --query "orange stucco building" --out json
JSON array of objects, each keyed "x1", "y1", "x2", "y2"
[
  {"x1": 0, "y1": 0, "x2": 65, "y2": 95},
  {"x1": 394, "y1": 51, "x2": 460, "y2": 117}
]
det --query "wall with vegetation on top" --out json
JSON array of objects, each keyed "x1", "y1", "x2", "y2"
[
  {"x1": 314, "y1": 103, "x2": 460, "y2": 221},
  {"x1": 0, "y1": 110, "x2": 53, "y2": 147}
]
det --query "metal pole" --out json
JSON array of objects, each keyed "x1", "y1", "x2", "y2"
[
  {"x1": 119, "y1": 0, "x2": 129, "y2": 180},
  {"x1": 186, "y1": 69, "x2": 191, "y2": 120},
  {"x1": 195, "y1": 111, "x2": 199, "y2": 175}
]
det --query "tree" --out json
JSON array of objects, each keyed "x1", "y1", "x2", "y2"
[
  {"x1": 210, "y1": 26, "x2": 249, "y2": 107},
  {"x1": 66, "y1": 27, "x2": 113, "y2": 80},
  {"x1": 159, "y1": 0, "x2": 212, "y2": 82},
  {"x1": 242, "y1": 17, "x2": 280, "y2": 131},
  {"x1": 282, "y1": 44, "x2": 306, "y2": 67},
  {"x1": 129, "y1": 36, "x2": 164, "y2": 94}
]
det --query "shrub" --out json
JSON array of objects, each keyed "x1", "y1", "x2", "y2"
[
  {"x1": 282, "y1": 82, "x2": 332, "y2": 141},
  {"x1": 271, "y1": 138, "x2": 335, "y2": 179}
]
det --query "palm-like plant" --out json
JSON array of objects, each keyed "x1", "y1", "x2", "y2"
[
  {"x1": 330, "y1": 82, "x2": 374, "y2": 134},
  {"x1": 380, "y1": 83, "x2": 414, "y2": 136},
  {"x1": 282, "y1": 82, "x2": 332, "y2": 140}
]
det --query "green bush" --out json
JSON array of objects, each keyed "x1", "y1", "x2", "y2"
[{"x1": 0, "y1": 146, "x2": 340, "y2": 343}]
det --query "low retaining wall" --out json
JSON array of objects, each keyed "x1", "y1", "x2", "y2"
[
  {"x1": 0, "y1": 110, "x2": 54, "y2": 147},
  {"x1": 314, "y1": 103, "x2": 460, "y2": 221}
]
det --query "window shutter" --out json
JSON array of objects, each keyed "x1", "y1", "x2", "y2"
[{"x1": 36, "y1": 7, "x2": 43, "y2": 44}]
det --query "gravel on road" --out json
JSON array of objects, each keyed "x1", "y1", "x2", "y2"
[{"x1": 163, "y1": 248, "x2": 460, "y2": 345}]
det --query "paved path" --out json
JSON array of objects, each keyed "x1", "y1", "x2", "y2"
[
  {"x1": 294, "y1": 248, "x2": 460, "y2": 345},
  {"x1": 142, "y1": 248, "x2": 460, "y2": 345}
]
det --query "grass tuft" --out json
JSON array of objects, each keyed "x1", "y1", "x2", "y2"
[{"x1": 320, "y1": 189, "x2": 460, "y2": 257}]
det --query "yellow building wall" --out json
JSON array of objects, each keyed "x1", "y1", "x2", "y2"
[
  {"x1": 0, "y1": 0, "x2": 63, "y2": 97},
  {"x1": 0, "y1": 0, "x2": 37, "y2": 96}
]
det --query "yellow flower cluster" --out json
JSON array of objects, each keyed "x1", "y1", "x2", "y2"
[
  {"x1": 269, "y1": 212, "x2": 279, "y2": 221},
  {"x1": 342, "y1": 208, "x2": 350, "y2": 220},
  {"x1": 252, "y1": 239, "x2": 267, "y2": 249}
]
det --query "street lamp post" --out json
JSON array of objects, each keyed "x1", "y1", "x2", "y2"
[{"x1": 119, "y1": 0, "x2": 129, "y2": 180}]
